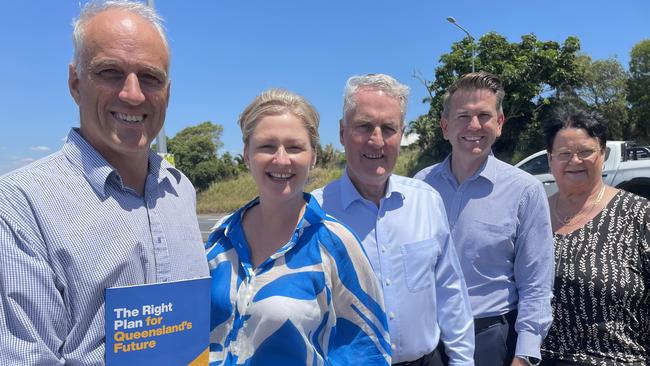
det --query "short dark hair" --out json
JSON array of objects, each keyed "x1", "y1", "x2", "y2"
[
  {"x1": 542, "y1": 103, "x2": 608, "y2": 152},
  {"x1": 442, "y1": 71, "x2": 505, "y2": 118}
]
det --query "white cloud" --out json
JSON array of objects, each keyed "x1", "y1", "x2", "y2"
[
  {"x1": 7, "y1": 156, "x2": 36, "y2": 166},
  {"x1": 17, "y1": 157, "x2": 35, "y2": 164},
  {"x1": 0, "y1": 156, "x2": 36, "y2": 175},
  {"x1": 30, "y1": 146, "x2": 50, "y2": 152}
]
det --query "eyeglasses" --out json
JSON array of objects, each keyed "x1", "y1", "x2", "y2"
[{"x1": 552, "y1": 148, "x2": 600, "y2": 162}]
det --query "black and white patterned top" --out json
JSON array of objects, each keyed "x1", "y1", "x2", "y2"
[{"x1": 542, "y1": 191, "x2": 650, "y2": 365}]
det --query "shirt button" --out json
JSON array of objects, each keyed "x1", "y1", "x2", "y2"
[
  {"x1": 381, "y1": 245, "x2": 387, "y2": 253},
  {"x1": 385, "y1": 279, "x2": 391, "y2": 286},
  {"x1": 389, "y1": 311, "x2": 395, "y2": 320},
  {"x1": 391, "y1": 343, "x2": 396, "y2": 351}
]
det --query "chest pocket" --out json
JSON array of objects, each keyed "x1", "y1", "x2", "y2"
[
  {"x1": 465, "y1": 220, "x2": 515, "y2": 262},
  {"x1": 401, "y1": 239, "x2": 438, "y2": 293}
]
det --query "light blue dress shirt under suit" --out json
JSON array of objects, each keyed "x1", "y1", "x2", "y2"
[
  {"x1": 414, "y1": 155, "x2": 554, "y2": 360},
  {"x1": 0, "y1": 128, "x2": 209, "y2": 365},
  {"x1": 205, "y1": 193, "x2": 391, "y2": 366},
  {"x1": 313, "y1": 172, "x2": 474, "y2": 365}
]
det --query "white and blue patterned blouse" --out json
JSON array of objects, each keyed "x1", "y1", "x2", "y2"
[{"x1": 205, "y1": 193, "x2": 391, "y2": 366}]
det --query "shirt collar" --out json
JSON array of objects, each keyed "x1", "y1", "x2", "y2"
[
  {"x1": 62, "y1": 128, "x2": 116, "y2": 198},
  {"x1": 62, "y1": 128, "x2": 182, "y2": 198},
  {"x1": 339, "y1": 169, "x2": 404, "y2": 210},
  {"x1": 218, "y1": 193, "x2": 327, "y2": 272},
  {"x1": 224, "y1": 193, "x2": 326, "y2": 237},
  {"x1": 302, "y1": 192, "x2": 327, "y2": 227},
  {"x1": 479, "y1": 154, "x2": 498, "y2": 183},
  {"x1": 147, "y1": 149, "x2": 182, "y2": 185},
  {"x1": 439, "y1": 152, "x2": 498, "y2": 185}
]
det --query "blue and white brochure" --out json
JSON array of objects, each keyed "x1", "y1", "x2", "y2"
[{"x1": 105, "y1": 277, "x2": 211, "y2": 365}]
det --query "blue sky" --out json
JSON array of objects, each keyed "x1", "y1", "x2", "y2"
[{"x1": 1, "y1": 0, "x2": 648, "y2": 175}]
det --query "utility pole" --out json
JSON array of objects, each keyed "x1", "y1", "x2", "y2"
[{"x1": 147, "y1": 0, "x2": 168, "y2": 154}]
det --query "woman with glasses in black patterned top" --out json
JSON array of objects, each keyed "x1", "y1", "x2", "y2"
[{"x1": 540, "y1": 103, "x2": 650, "y2": 366}]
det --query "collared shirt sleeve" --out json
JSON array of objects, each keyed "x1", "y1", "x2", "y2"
[
  {"x1": 0, "y1": 215, "x2": 67, "y2": 365},
  {"x1": 321, "y1": 221, "x2": 392, "y2": 365},
  {"x1": 434, "y1": 208, "x2": 475, "y2": 366},
  {"x1": 512, "y1": 182, "x2": 554, "y2": 359}
]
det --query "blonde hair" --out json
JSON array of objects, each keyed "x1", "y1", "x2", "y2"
[{"x1": 238, "y1": 89, "x2": 320, "y2": 150}]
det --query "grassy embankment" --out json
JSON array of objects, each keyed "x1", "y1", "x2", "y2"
[{"x1": 197, "y1": 147, "x2": 421, "y2": 214}]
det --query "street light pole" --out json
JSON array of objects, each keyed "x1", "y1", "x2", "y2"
[
  {"x1": 446, "y1": 16, "x2": 475, "y2": 73},
  {"x1": 147, "y1": 0, "x2": 168, "y2": 155}
]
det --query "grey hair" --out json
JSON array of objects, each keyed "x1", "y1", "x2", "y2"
[
  {"x1": 342, "y1": 73, "x2": 410, "y2": 125},
  {"x1": 71, "y1": 0, "x2": 169, "y2": 70},
  {"x1": 442, "y1": 71, "x2": 505, "y2": 118}
]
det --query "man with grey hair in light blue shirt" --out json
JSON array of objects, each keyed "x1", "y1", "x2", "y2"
[
  {"x1": 414, "y1": 71, "x2": 553, "y2": 366},
  {"x1": 313, "y1": 73, "x2": 474, "y2": 366},
  {"x1": 0, "y1": 1, "x2": 208, "y2": 364}
]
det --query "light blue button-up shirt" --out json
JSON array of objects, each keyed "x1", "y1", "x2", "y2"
[
  {"x1": 415, "y1": 155, "x2": 554, "y2": 360},
  {"x1": 0, "y1": 128, "x2": 209, "y2": 365},
  {"x1": 313, "y1": 172, "x2": 474, "y2": 365},
  {"x1": 206, "y1": 193, "x2": 391, "y2": 366}
]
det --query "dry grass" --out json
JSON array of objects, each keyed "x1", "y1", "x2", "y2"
[
  {"x1": 393, "y1": 147, "x2": 420, "y2": 177},
  {"x1": 196, "y1": 167, "x2": 343, "y2": 214},
  {"x1": 196, "y1": 149, "x2": 424, "y2": 214},
  {"x1": 196, "y1": 174, "x2": 257, "y2": 214},
  {"x1": 305, "y1": 167, "x2": 344, "y2": 191}
]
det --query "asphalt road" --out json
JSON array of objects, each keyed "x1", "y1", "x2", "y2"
[{"x1": 198, "y1": 213, "x2": 228, "y2": 242}]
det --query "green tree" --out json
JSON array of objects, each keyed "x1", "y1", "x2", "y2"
[
  {"x1": 167, "y1": 121, "x2": 229, "y2": 190},
  {"x1": 233, "y1": 153, "x2": 248, "y2": 174},
  {"x1": 410, "y1": 32, "x2": 584, "y2": 164},
  {"x1": 576, "y1": 56, "x2": 630, "y2": 139},
  {"x1": 316, "y1": 143, "x2": 345, "y2": 168},
  {"x1": 628, "y1": 39, "x2": 650, "y2": 143},
  {"x1": 216, "y1": 152, "x2": 241, "y2": 179}
]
